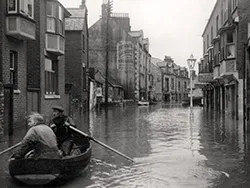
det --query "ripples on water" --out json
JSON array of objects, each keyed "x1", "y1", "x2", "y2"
[{"x1": 1, "y1": 104, "x2": 250, "y2": 188}]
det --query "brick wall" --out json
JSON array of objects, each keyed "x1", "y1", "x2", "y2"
[
  {"x1": 237, "y1": 0, "x2": 250, "y2": 79},
  {"x1": 65, "y1": 31, "x2": 83, "y2": 102},
  {"x1": 4, "y1": 40, "x2": 28, "y2": 126}
]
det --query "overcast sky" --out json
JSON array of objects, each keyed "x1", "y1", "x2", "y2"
[{"x1": 59, "y1": 0, "x2": 216, "y2": 69}]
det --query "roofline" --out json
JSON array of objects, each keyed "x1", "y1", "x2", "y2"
[{"x1": 202, "y1": 0, "x2": 219, "y2": 37}]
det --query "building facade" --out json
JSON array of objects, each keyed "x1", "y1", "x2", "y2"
[
  {"x1": 0, "y1": 0, "x2": 36, "y2": 135},
  {"x1": 199, "y1": 0, "x2": 246, "y2": 121},
  {"x1": 65, "y1": 0, "x2": 89, "y2": 114},
  {"x1": 26, "y1": 0, "x2": 70, "y2": 120}
]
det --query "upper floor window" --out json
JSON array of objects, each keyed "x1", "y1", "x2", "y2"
[
  {"x1": 58, "y1": 6, "x2": 64, "y2": 35},
  {"x1": 7, "y1": 0, "x2": 34, "y2": 19},
  {"x1": 20, "y1": 0, "x2": 33, "y2": 18},
  {"x1": 83, "y1": 34, "x2": 85, "y2": 51},
  {"x1": 10, "y1": 51, "x2": 18, "y2": 89},
  {"x1": 216, "y1": 16, "x2": 219, "y2": 34},
  {"x1": 211, "y1": 26, "x2": 213, "y2": 41},
  {"x1": 232, "y1": 0, "x2": 238, "y2": 11},
  {"x1": 45, "y1": 58, "x2": 58, "y2": 95},
  {"x1": 47, "y1": 2, "x2": 57, "y2": 33},
  {"x1": 8, "y1": 0, "x2": 17, "y2": 13}
]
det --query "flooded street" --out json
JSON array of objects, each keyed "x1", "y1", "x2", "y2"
[{"x1": 1, "y1": 103, "x2": 250, "y2": 187}]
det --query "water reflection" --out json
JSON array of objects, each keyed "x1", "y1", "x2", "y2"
[{"x1": 2, "y1": 104, "x2": 250, "y2": 187}]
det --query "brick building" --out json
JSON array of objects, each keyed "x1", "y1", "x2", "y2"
[
  {"x1": 154, "y1": 56, "x2": 189, "y2": 103},
  {"x1": 0, "y1": 0, "x2": 70, "y2": 136},
  {"x1": 0, "y1": 0, "x2": 36, "y2": 135},
  {"x1": 26, "y1": 0, "x2": 70, "y2": 120},
  {"x1": 65, "y1": 0, "x2": 89, "y2": 114},
  {"x1": 198, "y1": 0, "x2": 250, "y2": 122},
  {"x1": 89, "y1": 1, "x2": 132, "y2": 103}
]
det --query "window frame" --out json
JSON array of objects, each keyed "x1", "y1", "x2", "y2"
[
  {"x1": 19, "y1": 0, "x2": 34, "y2": 19},
  {"x1": 7, "y1": 0, "x2": 18, "y2": 13},
  {"x1": 47, "y1": 1, "x2": 57, "y2": 33},
  {"x1": 10, "y1": 51, "x2": 18, "y2": 89},
  {"x1": 44, "y1": 58, "x2": 58, "y2": 95}
]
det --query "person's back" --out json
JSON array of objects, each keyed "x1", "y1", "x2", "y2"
[
  {"x1": 13, "y1": 112, "x2": 60, "y2": 159},
  {"x1": 24, "y1": 124, "x2": 59, "y2": 159}
]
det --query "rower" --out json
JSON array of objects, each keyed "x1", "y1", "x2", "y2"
[{"x1": 49, "y1": 105, "x2": 76, "y2": 155}]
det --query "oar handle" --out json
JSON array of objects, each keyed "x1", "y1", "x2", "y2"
[
  {"x1": 0, "y1": 142, "x2": 22, "y2": 156},
  {"x1": 69, "y1": 126, "x2": 134, "y2": 162}
]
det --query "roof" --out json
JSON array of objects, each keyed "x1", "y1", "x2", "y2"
[
  {"x1": 65, "y1": 18, "x2": 85, "y2": 30},
  {"x1": 67, "y1": 8, "x2": 86, "y2": 18},
  {"x1": 151, "y1": 57, "x2": 162, "y2": 66},
  {"x1": 94, "y1": 71, "x2": 123, "y2": 89},
  {"x1": 65, "y1": 8, "x2": 86, "y2": 31}
]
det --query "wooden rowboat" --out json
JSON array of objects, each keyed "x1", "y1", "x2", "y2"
[{"x1": 8, "y1": 130, "x2": 92, "y2": 186}]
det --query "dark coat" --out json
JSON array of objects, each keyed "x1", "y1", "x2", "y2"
[{"x1": 51, "y1": 115, "x2": 75, "y2": 146}]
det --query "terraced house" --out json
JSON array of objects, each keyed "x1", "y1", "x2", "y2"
[
  {"x1": 0, "y1": 0, "x2": 70, "y2": 136},
  {"x1": 198, "y1": 0, "x2": 250, "y2": 124}
]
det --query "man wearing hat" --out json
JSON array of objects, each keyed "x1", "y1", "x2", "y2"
[{"x1": 50, "y1": 105, "x2": 76, "y2": 155}]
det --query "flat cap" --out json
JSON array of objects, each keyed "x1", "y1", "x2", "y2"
[{"x1": 52, "y1": 105, "x2": 64, "y2": 112}]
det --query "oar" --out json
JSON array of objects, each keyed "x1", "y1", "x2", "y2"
[
  {"x1": 0, "y1": 142, "x2": 22, "y2": 156},
  {"x1": 69, "y1": 126, "x2": 134, "y2": 162}
]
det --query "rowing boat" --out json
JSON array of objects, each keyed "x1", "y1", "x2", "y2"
[{"x1": 8, "y1": 130, "x2": 92, "y2": 186}]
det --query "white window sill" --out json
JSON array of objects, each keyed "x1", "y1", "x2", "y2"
[
  {"x1": 14, "y1": 90, "x2": 21, "y2": 94},
  {"x1": 45, "y1": 94, "x2": 60, "y2": 99}
]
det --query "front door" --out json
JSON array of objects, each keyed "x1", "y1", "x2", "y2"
[{"x1": 4, "y1": 84, "x2": 13, "y2": 136}]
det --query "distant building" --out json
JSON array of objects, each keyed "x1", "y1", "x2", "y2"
[
  {"x1": 150, "y1": 58, "x2": 163, "y2": 101},
  {"x1": 65, "y1": 0, "x2": 89, "y2": 113},
  {"x1": 154, "y1": 56, "x2": 189, "y2": 103}
]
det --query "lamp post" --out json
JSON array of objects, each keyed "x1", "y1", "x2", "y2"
[{"x1": 187, "y1": 54, "x2": 196, "y2": 114}]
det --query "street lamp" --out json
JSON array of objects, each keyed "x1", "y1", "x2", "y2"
[{"x1": 187, "y1": 54, "x2": 196, "y2": 112}]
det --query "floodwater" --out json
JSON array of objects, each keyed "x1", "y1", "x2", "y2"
[{"x1": 1, "y1": 103, "x2": 250, "y2": 187}]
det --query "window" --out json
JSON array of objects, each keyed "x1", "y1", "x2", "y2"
[
  {"x1": 211, "y1": 27, "x2": 213, "y2": 41},
  {"x1": 216, "y1": 16, "x2": 219, "y2": 34},
  {"x1": 8, "y1": 0, "x2": 17, "y2": 13},
  {"x1": 58, "y1": 6, "x2": 64, "y2": 35},
  {"x1": 20, "y1": 0, "x2": 34, "y2": 19},
  {"x1": 207, "y1": 34, "x2": 209, "y2": 48},
  {"x1": 10, "y1": 51, "x2": 18, "y2": 89},
  {"x1": 232, "y1": 0, "x2": 238, "y2": 11},
  {"x1": 227, "y1": 30, "x2": 234, "y2": 43},
  {"x1": 47, "y1": 2, "x2": 57, "y2": 33},
  {"x1": 82, "y1": 34, "x2": 85, "y2": 51},
  {"x1": 45, "y1": 58, "x2": 58, "y2": 95},
  {"x1": 171, "y1": 78, "x2": 174, "y2": 90}
]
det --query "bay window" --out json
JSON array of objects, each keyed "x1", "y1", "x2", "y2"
[
  {"x1": 20, "y1": 0, "x2": 34, "y2": 18},
  {"x1": 47, "y1": 2, "x2": 57, "y2": 33},
  {"x1": 58, "y1": 6, "x2": 64, "y2": 35},
  {"x1": 7, "y1": 0, "x2": 34, "y2": 19}
]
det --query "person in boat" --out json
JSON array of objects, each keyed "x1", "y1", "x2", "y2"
[
  {"x1": 12, "y1": 112, "x2": 60, "y2": 159},
  {"x1": 49, "y1": 105, "x2": 76, "y2": 155}
]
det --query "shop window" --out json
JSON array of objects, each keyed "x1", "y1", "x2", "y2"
[{"x1": 45, "y1": 58, "x2": 58, "y2": 95}]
